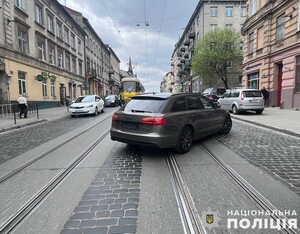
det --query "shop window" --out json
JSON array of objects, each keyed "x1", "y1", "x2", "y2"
[{"x1": 247, "y1": 73, "x2": 259, "y2": 89}]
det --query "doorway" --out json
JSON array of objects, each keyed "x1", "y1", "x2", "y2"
[{"x1": 277, "y1": 64, "x2": 283, "y2": 107}]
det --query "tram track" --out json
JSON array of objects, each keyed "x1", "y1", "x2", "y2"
[
  {"x1": 0, "y1": 116, "x2": 111, "y2": 184},
  {"x1": 0, "y1": 129, "x2": 110, "y2": 234},
  {"x1": 166, "y1": 143, "x2": 300, "y2": 234}
]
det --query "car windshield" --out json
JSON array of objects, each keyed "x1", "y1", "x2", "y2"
[
  {"x1": 75, "y1": 96, "x2": 94, "y2": 103},
  {"x1": 243, "y1": 91, "x2": 262, "y2": 97},
  {"x1": 105, "y1": 96, "x2": 115, "y2": 100},
  {"x1": 124, "y1": 99, "x2": 167, "y2": 113}
]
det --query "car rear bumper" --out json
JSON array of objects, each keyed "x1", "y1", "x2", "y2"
[
  {"x1": 238, "y1": 105, "x2": 264, "y2": 110},
  {"x1": 110, "y1": 128, "x2": 178, "y2": 149}
]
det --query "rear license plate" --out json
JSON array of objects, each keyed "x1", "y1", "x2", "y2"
[
  {"x1": 250, "y1": 100, "x2": 259, "y2": 103},
  {"x1": 121, "y1": 122, "x2": 139, "y2": 131}
]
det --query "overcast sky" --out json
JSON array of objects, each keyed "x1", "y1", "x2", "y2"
[{"x1": 58, "y1": 0, "x2": 199, "y2": 92}]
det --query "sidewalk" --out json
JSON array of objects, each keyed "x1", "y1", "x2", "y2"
[
  {"x1": 0, "y1": 106, "x2": 299, "y2": 137},
  {"x1": 0, "y1": 106, "x2": 69, "y2": 133},
  {"x1": 231, "y1": 107, "x2": 300, "y2": 138}
]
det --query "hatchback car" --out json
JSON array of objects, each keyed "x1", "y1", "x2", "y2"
[
  {"x1": 217, "y1": 88, "x2": 264, "y2": 114},
  {"x1": 202, "y1": 88, "x2": 226, "y2": 102},
  {"x1": 110, "y1": 92, "x2": 232, "y2": 154},
  {"x1": 69, "y1": 95, "x2": 104, "y2": 117},
  {"x1": 105, "y1": 95, "x2": 119, "y2": 107}
]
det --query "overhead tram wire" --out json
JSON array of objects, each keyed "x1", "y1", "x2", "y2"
[
  {"x1": 153, "y1": 0, "x2": 168, "y2": 68},
  {"x1": 100, "y1": 0, "x2": 130, "y2": 58},
  {"x1": 144, "y1": 0, "x2": 149, "y2": 77}
]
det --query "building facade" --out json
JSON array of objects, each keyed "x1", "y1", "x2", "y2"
[
  {"x1": 0, "y1": 0, "x2": 86, "y2": 107},
  {"x1": 242, "y1": 0, "x2": 300, "y2": 109},
  {"x1": 170, "y1": 0, "x2": 247, "y2": 93}
]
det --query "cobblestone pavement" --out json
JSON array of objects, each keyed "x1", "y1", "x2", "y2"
[
  {"x1": 0, "y1": 116, "x2": 97, "y2": 164},
  {"x1": 217, "y1": 119, "x2": 300, "y2": 195},
  {"x1": 61, "y1": 145, "x2": 142, "y2": 234}
]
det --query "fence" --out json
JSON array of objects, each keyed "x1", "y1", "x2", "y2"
[{"x1": 0, "y1": 103, "x2": 39, "y2": 123}]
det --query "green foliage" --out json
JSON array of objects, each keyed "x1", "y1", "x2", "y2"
[{"x1": 192, "y1": 28, "x2": 242, "y2": 89}]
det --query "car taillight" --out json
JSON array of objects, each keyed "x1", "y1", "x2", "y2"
[
  {"x1": 241, "y1": 91, "x2": 244, "y2": 101},
  {"x1": 112, "y1": 114, "x2": 119, "y2": 121},
  {"x1": 142, "y1": 117, "x2": 166, "y2": 125}
]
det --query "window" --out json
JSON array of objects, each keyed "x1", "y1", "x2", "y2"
[
  {"x1": 58, "y1": 48, "x2": 64, "y2": 68},
  {"x1": 210, "y1": 24, "x2": 218, "y2": 31},
  {"x1": 296, "y1": 56, "x2": 300, "y2": 92},
  {"x1": 250, "y1": 0, "x2": 256, "y2": 16},
  {"x1": 225, "y1": 24, "x2": 233, "y2": 28},
  {"x1": 210, "y1": 7, "x2": 218, "y2": 17},
  {"x1": 247, "y1": 73, "x2": 259, "y2": 89},
  {"x1": 65, "y1": 53, "x2": 70, "y2": 71},
  {"x1": 16, "y1": 0, "x2": 25, "y2": 10},
  {"x1": 78, "y1": 39, "x2": 82, "y2": 54},
  {"x1": 248, "y1": 32, "x2": 254, "y2": 54},
  {"x1": 48, "y1": 43, "x2": 55, "y2": 65},
  {"x1": 47, "y1": 13, "x2": 54, "y2": 33},
  {"x1": 241, "y1": 6, "x2": 247, "y2": 17},
  {"x1": 35, "y1": 4, "x2": 43, "y2": 24},
  {"x1": 78, "y1": 60, "x2": 83, "y2": 76},
  {"x1": 50, "y1": 79, "x2": 55, "y2": 97},
  {"x1": 226, "y1": 6, "x2": 233, "y2": 17},
  {"x1": 187, "y1": 96, "x2": 203, "y2": 110},
  {"x1": 42, "y1": 79, "x2": 47, "y2": 96},
  {"x1": 71, "y1": 33, "x2": 75, "y2": 48},
  {"x1": 18, "y1": 71, "x2": 26, "y2": 95},
  {"x1": 257, "y1": 27, "x2": 264, "y2": 49},
  {"x1": 277, "y1": 15, "x2": 285, "y2": 41},
  {"x1": 56, "y1": 21, "x2": 62, "y2": 39},
  {"x1": 18, "y1": 27, "x2": 28, "y2": 54},
  {"x1": 64, "y1": 27, "x2": 69, "y2": 44},
  {"x1": 171, "y1": 97, "x2": 186, "y2": 112},
  {"x1": 72, "y1": 57, "x2": 76, "y2": 73},
  {"x1": 37, "y1": 37, "x2": 45, "y2": 61}
]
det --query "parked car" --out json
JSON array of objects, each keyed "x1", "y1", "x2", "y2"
[
  {"x1": 69, "y1": 95, "x2": 104, "y2": 117},
  {"x1": 202, "y1": 88, "x2": 226, "y2": 102},
  {"x1": 110, "y1": 92, "x2": 232, "y2": 154},
  {"x1": 217, "y1": 88, "x2": 264, "y2": 114},
  {"x1": 105, "y1": 95, "x2": 119, "y2": 107}
]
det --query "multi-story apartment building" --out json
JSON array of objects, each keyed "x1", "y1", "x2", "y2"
[
  {"x1": 64, "y1": 7, "x2": 114, "y2": 97},
  {"x1": 160, "y1": 72, "x2": 176, "y2": 93},
  {"x1": 242, "y1": 0, "x2": 300, "y2": 109},
  {"x1": 107, "y1": 46, "x2": 121, "y2": 95},
  {"x1": 0, "y1": 0, "x2": 86, "y2": 107},
  {"x1": 171, "y1": 0, "x2": 247, "y2": 93}
]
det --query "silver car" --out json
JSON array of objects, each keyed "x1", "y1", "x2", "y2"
[
  {"x1": 217, "y1": 88, "x2": 264, "y2": 114},
  {"x1": 110, "y1": 93, "x2": 232, "y2": 154}
]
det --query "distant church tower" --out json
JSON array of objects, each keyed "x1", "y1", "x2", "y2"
[{"x1": 127, "y1": 57, "x2": 133, "y2": 76}]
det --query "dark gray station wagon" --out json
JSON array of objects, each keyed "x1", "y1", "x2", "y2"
[{"x1": 110, "y1": 93, "x2": 232, "y2": 154}]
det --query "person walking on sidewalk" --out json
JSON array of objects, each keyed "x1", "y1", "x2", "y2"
[
  {"x1": 17, "y1": 93, "x2": 28, "y2": 118},
  {"x1": 260, "y1": 87, "x2": 269, "y2": 106}
]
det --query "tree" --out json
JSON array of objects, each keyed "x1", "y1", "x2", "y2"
[{"x1": 192, "y1": 28, "x2": 242, "y2": 89}]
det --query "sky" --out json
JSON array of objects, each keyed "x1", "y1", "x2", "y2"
[{"x1": 58, "y1": 0, "x2": 199, "y2": 92}]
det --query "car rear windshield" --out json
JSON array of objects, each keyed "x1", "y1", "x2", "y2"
[
  {"x1": 124, "y1": 99, "x2": 167, "y2": 113},
  {"x1": 243, "y1": 91, "x2": 262, "y2": 97}
]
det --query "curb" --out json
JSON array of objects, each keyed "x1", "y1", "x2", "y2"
[
  {"x1": 231, "y1": 116, "x2": 300, "y2": 138},
  {"x1": 0, "y1": 119, "x2": 48, "y2": 134}
]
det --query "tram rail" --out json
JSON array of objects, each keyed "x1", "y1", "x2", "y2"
[
  {"x1": 0, "y1": 129, "x2": 110, "y2": 234},
  {"x1": 166, "y1": 143, "x2": 300, "y2": 234}
]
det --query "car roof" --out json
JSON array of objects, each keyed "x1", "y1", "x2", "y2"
[{"x1": 132, "y1": 92, "x2": 204, "y2": 100}]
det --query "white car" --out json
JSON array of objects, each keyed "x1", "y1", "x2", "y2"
[{"x1": 69, "y1": 95, "x2": 104, "y2": 117}]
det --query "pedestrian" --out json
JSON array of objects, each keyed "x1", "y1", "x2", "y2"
[
  {"x1": 260, "y1": 87, "x2": 269, "y2": 105},
  {"x1": 17, "y1": 93, "x2": 28, "y2": 118}
]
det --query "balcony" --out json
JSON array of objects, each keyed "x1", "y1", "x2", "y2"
[{"x1": 189, "y1": 32, "x2": 195, "y2": 39}]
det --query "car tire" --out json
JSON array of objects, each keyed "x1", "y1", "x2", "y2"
[
  {"x1": 232, "y1": 105, "x2": 239, "y2": 115},
  {"x1": 219, "y1": 115, "x2": 232, "y2": 134},
  {"x1": 101, "y1": 107, "x2": 105, "y2": 113},
  {"x1": 94, "y1": 107, "x2": 98, "y2": 116},
  {"x1": 256, "y1": 109, "x2": 263, "y2": 114},
  {"x1": 175, "y1": 125, "x2": 193, "y2": 154}
]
